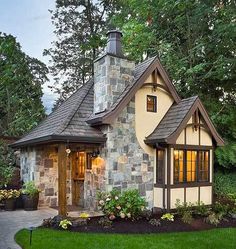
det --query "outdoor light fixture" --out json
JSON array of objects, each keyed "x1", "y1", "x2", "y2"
[{"x1": 27, "y1": 226, "x2": 36, "y2": 246}]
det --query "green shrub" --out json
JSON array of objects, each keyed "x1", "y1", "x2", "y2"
[
  {"x1": 213, "y1": 201, "x2": 230, "y2": 216},
  {"x1": 22, "y1": 181, "x2": 39, "y2": 196},
  {"x1": 97, "y1": 189, "x2": 146, "y2": 220},
  {"x1": 194, "y1": 201, "x2": 210, "y2": 216},
  {"x1": 205, "y1": 212, "x2": 223, "y2": 226},
  {"x1": 182, "y1": 211, "x2": 193, "y2": 224},
  {"x1": 214, "y1": 171, "x2": 236, "y2": 198},
  {"x1": 175, "y1": 199, "x2": 193, "y2": 216},
  {"x1": 59, "y1": 219, "x2": 72, "y2": 230}
]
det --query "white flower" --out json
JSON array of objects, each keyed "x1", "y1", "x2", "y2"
[
  {"x1": 106, "y1": 198, "x2": 111, "y2": 202},
  {"x1": 99, "y1": 200, "x2": 104, "y2": 206},
  {"x1": 127, "y1": 213, "x2": 131, "y2": 218},
  {"x1": 115, "y1": 196, "x2": 119, "y2": 200},
  {"x1": 120, "y1": 212, "x2": 125, "y2": 219},
  {"x1": 116, "y1": 206, "x2": 121, "y2": 210},
  {"x1": 141, "y1": 206, "x2": 145, "y2": 211}
]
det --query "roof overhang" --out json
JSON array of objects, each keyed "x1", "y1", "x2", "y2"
[
  {"x1": 145, "y1": 98, "x2": 224, "y2": 147},
  {"x1": 10, "y1": 135, "x2": 107, "y2": 148}
]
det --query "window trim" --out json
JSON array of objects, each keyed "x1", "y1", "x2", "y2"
[
  {"x1": 146, "y1": 95, "x2": 157, "y2": 112},
  {"x1": 173, "y1": 149, "x2": 210, "y2": 184}
]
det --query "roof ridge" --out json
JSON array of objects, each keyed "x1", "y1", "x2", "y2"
[{"x1": 55, "y1": 79, "x2": 93, "y2": 135}]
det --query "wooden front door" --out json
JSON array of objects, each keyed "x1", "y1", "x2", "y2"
[{"x1": 72, "y1": 152, "x2": 85, "y2": 206}]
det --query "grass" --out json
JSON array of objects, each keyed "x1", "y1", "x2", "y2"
[{"x1": 15, "y1": 228, "x2": 236, "y2": 249}]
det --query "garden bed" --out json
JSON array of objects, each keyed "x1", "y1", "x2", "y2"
[{"x1": 43, "y1": 214, "x2": 236, "y2": 234}]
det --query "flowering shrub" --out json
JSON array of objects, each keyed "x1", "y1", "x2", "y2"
[
  {"x1": 0, "y1": 189, "x2": 20, "y2": 200},
  {"x1": 97, "y1": 189, "x2": 146, "y2": 220}
]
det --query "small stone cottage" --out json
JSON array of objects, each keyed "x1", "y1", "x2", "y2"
[{"x1": 12, "y1": 30, "x2": 224, "y2": 215}]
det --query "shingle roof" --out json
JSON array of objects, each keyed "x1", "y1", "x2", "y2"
[
  {"x1": 12, "y1": 79, "x2": 105, "y2": 147},
  {"x1": 145, "y1": 96, "x2": 198, "y2": 143}
]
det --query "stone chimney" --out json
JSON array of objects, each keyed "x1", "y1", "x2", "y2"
[{"x1": 93, "y1": 30, "x2": 135, "y2": 114}]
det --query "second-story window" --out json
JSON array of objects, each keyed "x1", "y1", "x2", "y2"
[{"x1": 147, "y1": 95, "x2": 157, "y2": 112}]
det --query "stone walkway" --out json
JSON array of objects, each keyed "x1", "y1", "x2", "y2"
[{"x1": 0, "y1": 208, "x2": 57, "y2": 249}]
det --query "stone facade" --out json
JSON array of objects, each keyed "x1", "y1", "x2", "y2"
[
  {"x1": 94, "y1": 55, "x2": 135, "y2": 113},
  {"x1": 20, "y1": 146, "x2": 72, "y2": 207},
  {"x1": 84, "y1": 97, "x2": 155, "y2": 209}
]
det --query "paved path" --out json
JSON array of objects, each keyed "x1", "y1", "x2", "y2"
[{"x1": 0, "y1": 208, "x2": 57, "y2": 249}]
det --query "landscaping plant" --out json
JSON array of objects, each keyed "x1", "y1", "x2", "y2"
[
  {"x1": 98, "y1": 217, "x2": 113, "y2": 229},
  {"x1": 161, "y1": 213, "x2": 174, "y2": 222},
  {"x1": 59, "y1": 219, "x2": 72, "y2": 230},
  {"x1": 97, "y1": 189, "x2": 146, "y2": 220},
  {"x1": 22, "y1": 181, "x2": 40, "y2": 211}
]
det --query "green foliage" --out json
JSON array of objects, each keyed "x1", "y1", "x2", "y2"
[
  {"x1": 181, "y1": 211, "x2": 193, "y2": 224},
  {"x1": 0, "y1": 140, "x2": 14, "y2": 187},
  {"x1": 214, "y1": 171, "x2": 236, "y2": 197},
  {"x1": 194, "y1": 201, "x2": 210, "y2": 217},
  {"x1": 175, "y1": 199, "x2": 193, "y2": 216},
  {"x1": 213, "y1": 201, "x2": 230, "y2": 216},
  {"x1": 205, "y1": 212, "x2": 222, "y2": 226},
  {"x1": 59, "y1": 219, "x2": 72, "y2": 230},
  {"x1": 22, "y1": 181, "x2": 39, "y2": 197},
  {"x1": 161, "y1": 213, "x2": 174, "y2": 222},
  {"x1": 45, "y1": 0, "x2": 114, "y2": 104},
  {"x1": 0, "y1": 33, "x2": 47, "y2": 136},
  {"x1": 97, "y1": 189, "x2": 146, "y2": 220}
]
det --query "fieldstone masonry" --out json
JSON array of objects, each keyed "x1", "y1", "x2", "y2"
[
  {"x1": 84, "y1": 98, "x2": 155, "y2": 209},
  {"x1": 94, "y1": 55, "x2": 135, "y2": 113},
  {"x1": 20, "y1": 146, "x2": 72, "y2": 207}
]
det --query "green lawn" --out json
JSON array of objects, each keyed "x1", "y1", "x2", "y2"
[{"x1": 15, "y1": 228, "x2": 236, "y2": 249}]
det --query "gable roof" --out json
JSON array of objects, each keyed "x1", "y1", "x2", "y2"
[
  {"x1": 145, "y1": 96, "x2": 224, "y2": 146},
  {"x1": 11, "y1": 79, "x2": 106, "y2": 148},
  {"x1": 87, "y1": 56, "x2": 181, "y2": 125}
]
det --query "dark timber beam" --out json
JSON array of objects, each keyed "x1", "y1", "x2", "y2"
[{"x1": 58, "y1": 143, "x2": 67, "y2": 216}]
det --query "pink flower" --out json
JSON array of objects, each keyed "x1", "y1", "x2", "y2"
[{"x1": 109, "y1": 214, "x2": 116, "y2": 220}]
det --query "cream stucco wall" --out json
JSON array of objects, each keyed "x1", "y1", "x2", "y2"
[
  {"x1": 176, "y1": 116, "x2": 213, "y2": 146},
  {"x1": 154, "y1": 187, "x2": 163, "y2": 208},
  {"x1": 170, "y1": 188, "x2": 184, "y2": 209},
  {"x1": 135, "y1": 74, "x2": 174, "y2": 156},
  {"x1": 200, "y1": 186, "x2": 212, "y2": 205}
]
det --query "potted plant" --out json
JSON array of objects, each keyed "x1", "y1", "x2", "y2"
[
  {"x1": 4, "y1": 189, "x2": 21, "y2": 211},
  {"x1": 22, "y1": 181, "x2": 40, "y2": 211}
]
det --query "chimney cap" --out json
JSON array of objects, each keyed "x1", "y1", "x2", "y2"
[
  {"x1": 106, "y1": 30, "x2": 123, "y2": 37},
  {"x1": 106, "y1": 29, "x2": 124, "y2": 58}
]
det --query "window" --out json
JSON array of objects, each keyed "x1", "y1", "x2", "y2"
[
  {"x1": 186, "y1": 151, "x2": 197, "y2": 182},
  {"x1": 86, "y1": 153, "x2": 93, "y2": 170},
  {"x1": 174, "y1": 149, "x2": 209, "y2": 184},
  {"x1": 156, "y1": 150, "x2": 165, "y2": 183},
  {"x1": 198, "y1": 151, "x2": 209, "y2": 182},
  {"x1": 147, "y1": 95, "x2": 157, "y2": 112},
  {"x1": 174, "y1": 150, "x2": 184, "y2": 183}
]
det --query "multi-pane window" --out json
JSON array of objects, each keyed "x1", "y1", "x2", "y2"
[
  {"x1": 186, "y1": 151, "x2": 197, "y2": 182},
  {"x1": 156, "y1": 150, "x2": 165, "y2": 183},
  {"x1": 174, "y1": 150, "x2": 209, "y2": 184},
  {"x1": 147, "y1": 95, "x2": 157, "y2": 112},
  {"x1": 174, "y1": 150, "x2": 184, "y2": 183},
  {"x1": 198, "y1": 151, "x2": 209, "y2": 181}
]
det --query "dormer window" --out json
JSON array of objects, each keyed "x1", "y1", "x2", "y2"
[{"x1": 147, "y1": 95, "x2": 157, "y2": 112}]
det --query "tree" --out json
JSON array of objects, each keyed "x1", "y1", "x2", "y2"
[
  {"x1": 44, "y1": 0, "x2": 116, "y2": 104},
  {"x1": 110, "y1": 0, "x2": 236, "y2": 169},
  {"x1": 0, "y1": 33, "x2": 48, "y2": 136}
]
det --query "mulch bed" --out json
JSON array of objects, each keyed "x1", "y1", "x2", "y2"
[{"x1": 47, "y1": 215, "x2": 236, "y2": 234}]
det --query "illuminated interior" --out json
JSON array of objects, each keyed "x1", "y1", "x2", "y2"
[
  {"x1": 186, "y1": 151, "x2": 196, "y2": 182},
  {"x1": 174, "y1": 150, "x2": 184, "y2": 183},
  {"x1": 75, "y1": 152, "x2": 85, "y2": 180}
]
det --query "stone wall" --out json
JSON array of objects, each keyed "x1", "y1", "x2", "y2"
[
  {"x1": 84, "y1": 98, "x2": 155, "y2": 209},
  {"x1": 20, "y1": 146, "x2": 72, "y2": 207},
  {"x1": 94, "y1": 55, "x2": 135, "y2": 113}
]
